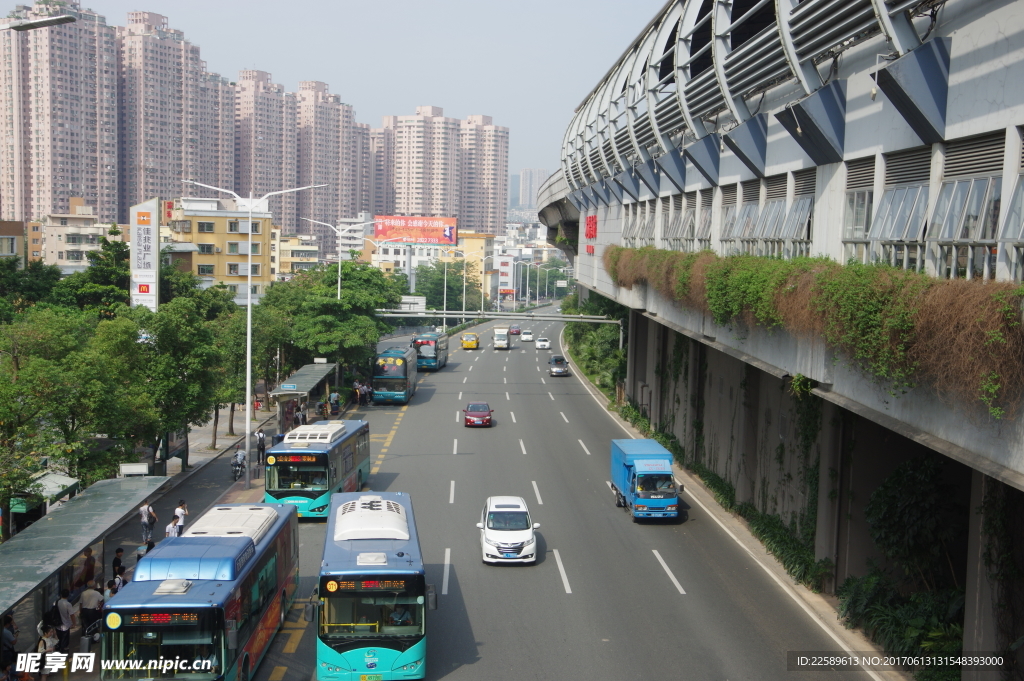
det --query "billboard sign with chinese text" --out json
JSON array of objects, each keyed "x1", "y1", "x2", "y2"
[
  {"x1": 130, "y1": 198, "x2": 160, "y2": 312},
  {"x1": 374, "y1": 216, "x2": 457, "y2": 245}
]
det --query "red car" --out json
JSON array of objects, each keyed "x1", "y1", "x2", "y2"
[
  {"x1": 464, "y1": 402, "x2": 494, "y2": 427},
  {"x1": 509, "y1": 324, "x2": 521, "y2": 335}
]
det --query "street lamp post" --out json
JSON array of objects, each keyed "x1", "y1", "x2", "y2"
[
  {"x1": 185, "y1": 179, "x2": 325, "y2": 491},
  {"x1": 440, "y1": 249, "x2": 465, "y2": 332},
  {"x1": 302, "y1": 218, "x2": 379, "y2": 300}
]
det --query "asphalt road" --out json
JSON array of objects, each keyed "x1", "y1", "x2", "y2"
[{"x1": 249, "y1": 321, "x2": 856, "y2": 681}]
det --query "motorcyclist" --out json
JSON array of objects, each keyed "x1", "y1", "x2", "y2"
[{"x1": 231, "y1": 448, "x2": 246, "y2": 479}]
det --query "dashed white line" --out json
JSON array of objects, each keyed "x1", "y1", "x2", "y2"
[
  {"x1": 510, "y1": 412, "x2": 517, "y2": 423},
  {"x1": 469, "y1": 365, "x2": 474, "y2": 372},
  {"x1": 442, "y1": 548, "x2": 451, "y2": 595},
  {"x1": 532, "y1": 480, "x2": 544, "y2": 505},
  {"x1": 506, "y1": 391, "x2": 510, "y2": 400},
  {"x1": 475, "y1": 357, "x2": 480, "y2": 362},
  {"x1": 453, "y1": 439, "x2": 458, "y2": 455},
  {"x1": 579, "y1": 440, "x2": 592, "y2": 456},
  {"x1": 504, "y1": 377, "x2": 507, "y2": 384},
  {"x1": 462, "y1": 376, "x2": 467, "y2": 383},
  {"x1": 536, "y1": 366, "x2": 539, "y2": 372},
  {"x1": 503, "y1": 366, "x2": 507, "y2": 372},
  {"x1": 560, "y1": 412, "x2": 569, "y2": 423},
  {"x1": 541, "y1": 378, "x2": 546, "y2": 384},
  {"x1": 553, "y1": 549, "x2": 572, "y2": 594},
  {"x1": 653, "y1": 550, "x2": 686, "y2": 594},
  {"x1": 449, "y1": 480, "x2": 455, "y2": 504},
  {"x1": 455, "y1": 410, "x2": 459, "y2": 423},
  {"x1": 519, "y1": 439, "x2": 527, "y2": 455},
  {"x1": 506, "y1": 357, "x2": 509, "y2": 362},
  {"x1": 548, "y1": 392, "x2": 555, "y2": 400},
  {"x1": 458, "y1": 391, "x2": 462, "y2": 400}
]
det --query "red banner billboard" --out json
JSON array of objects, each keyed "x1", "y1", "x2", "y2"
[{"x1": 374, "y1": 216, "x2": 457, "y2": 245}]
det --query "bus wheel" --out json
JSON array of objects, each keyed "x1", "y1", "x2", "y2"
[{"x1": 240, "y1": 659, "x2": 250, "y2": 681}]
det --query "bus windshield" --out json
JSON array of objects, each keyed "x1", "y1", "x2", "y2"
[
  {"x1": 414, "y1": 340, "x2": 436, "y2": 357},
  {"x1": 319, "y1": 575, "x2": 425, "y2": 646},
  {"x1": 373, "y1": 377, "x2": 408, "y2": 393},
  {"x1": 267, "y1": 463, "x2": 328, "y2": 492},
  {"x1": 103, "y1": 608, "x2": 223, "y2": 679}
]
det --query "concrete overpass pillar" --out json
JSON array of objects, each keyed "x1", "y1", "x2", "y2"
[{"x1": 961, "y1": 470, "x2": 998, "y2": 681}]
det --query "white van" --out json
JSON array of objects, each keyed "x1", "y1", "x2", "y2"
[{"x1": 493, "y1": 327, "x2": 510, "y2": 349}]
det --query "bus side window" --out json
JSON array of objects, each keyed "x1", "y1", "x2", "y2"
[{"x1": 343, "y1": 445, "x2": 354, "y2": 474}]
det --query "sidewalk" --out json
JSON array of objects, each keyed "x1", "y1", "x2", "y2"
[{"x1": 163, "y1": 404, "x2": 278, "y2": 477}]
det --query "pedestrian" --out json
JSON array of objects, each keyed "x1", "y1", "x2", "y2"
[
  {"x1": 112, "y1": 547, "x2": 124, "y2": 574},
  {"x1": 139, "y1": 500, "x2": 157, "y2": 544},
  {"x1": 352, "y1": 381, "x2": 361, "y2": 406},
  {"x1": 255, "y1": 429, "x2": 266, "y2": 465},
  {"x1": 103, "y1": 580, "x2": 116, "y2": 600},
  {"x1": 113, "y1": 566, "x2": 128, "y2": 592},
  {"x1": 55, "y1": 589, "x2": 74, "y2": 654},
  {"x1": 78, "y1": 581, "x2": 103, "y2": 635},
  {"x1": 164, "y1": 520, "x2": 177, "y2": 539},
  {"x1": 299, "y1": 407, "x2": 307, "y2": 425},
  {"x1": 329, "y1": 388, "x2": 339, "y2": 408},
  {"x1": 1, "y1": 615, "x2": 17, "y2": 673},
  {"x1": 35, "y1": 626, "x2": 58, "y2": 681},
  {"x1": 360, "y1": 383, "x2": 371, "y2": 406},
  {"x1": 173, "y1": 499, "x2": 188, "y2": 536},
  {"x1": 292, "y1": 409, "x2": 301, "y2": 429}
]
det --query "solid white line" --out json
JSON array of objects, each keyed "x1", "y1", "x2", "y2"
[
  {"x1": 548, "y1": 392, "x2": 554, "y2": 400},
  {"x1": 449, "y1": 480, "x2": 455, "y2": 504},
  {"x1": 532, "y1": 480, "x2": 543, "y2": 505},
  {"x1": 506, "y1": 391, "x2": 510, "y2": 400},
  {"x1": 519, "y1": 439, "x2": 527, "y2": 455},
  {"x1": 453, "y1": 439, "x2": 458, "y2": 455},
  {"x1": 442, "y1": 548, "x2": 451, "y2": 595},
  {"x1": 558, "y1": 326, "x2": 635, "y2": 440},
  {"x1": 553, "y1": 549, "x2": 572, "y2": 594},
  {"x1": 560, "y1": 412, "x2": 568, "y2": 423},
  {"x1": 652, "y1": 550, "x2": 686, "y2": 594},
  {"x1": 579, "y1": 440, "x2": 591, "y2": 456},
  {"x1": 510, "y1": 412, "x2": 516, "y2": 423},
  {"x1": 462, "y1": 376, "x2": 467, "y2": 383},
  {"x1": 680, "y1": 490, "x2": 887, "y2": 681}
]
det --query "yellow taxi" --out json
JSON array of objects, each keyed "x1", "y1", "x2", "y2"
[{"x1": 461, "y1": 333, "x2": 480, "y2": 349}]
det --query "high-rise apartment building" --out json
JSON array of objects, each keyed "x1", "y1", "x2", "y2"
[
  {"x1": 460, "y1": 115, "x2": 509, "y2": 235},
  {"x1": 369, "y1": 127, "x2": 395, "y2": 216},
  {"x1": 117, "y1": 12, "x2": 233, "y2": 222},
  {"x1": 0, "y1": 0, "x2": 119, "y2": 223},
  {"x1": 350, "y1": 121, "x2": 371, "y2": 219},
  {"x1": 295, "y1": 80, "x2": 344, "y2": 255},
  {"x1": 385, "y1": 106, "x2": 461, "y2": 219},
  {"x1": 518, "y1": 168, "x2": 547, "y2": 210},
  {"x1": 235, "y1": 70, "x2": 298, "y2": 233}
]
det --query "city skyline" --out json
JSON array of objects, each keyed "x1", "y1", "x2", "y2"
[{"x1": 76, "y1": 0, "x2": 667, "y2": 176}]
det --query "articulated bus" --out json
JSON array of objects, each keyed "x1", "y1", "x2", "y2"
[
  {"x1": 102, "y1": 503, "x2": 299, "y2": 681},
  {"x1": 411, "y1": 332, "x2": 448, "y2": 370},
  {"x1": 264, "y1": 421, "x2": 370, "y2": 518},
  {"x1": 310, "y1": 492, "x2": 435, "y2": 680},
  {"x1": 372, "y1": 346, "x2": 418, "y2": 405}
]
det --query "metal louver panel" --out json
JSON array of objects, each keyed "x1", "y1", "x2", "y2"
[
  {"x1": 684, "y1": 191, "x2": 697, "y2": 210},
  {"x1": 884, "y1": 146, "x2": 931, "y2": 186},
  {"x1": 793, "y1": 168, "x2": 816, "y2": 196},
  {"x1": 741, "y1": 179, "x2": 761, "y2": 203},
  {"x1": 944, "y1": 132, "x2": 1005, "y2": 179},
  {"x1": 846, "y1": 156, "x2": 875, "y2": 189},
  {"x1": 673, "y1": 194, "x2": 683, "y2": 211},
  {"x1": 722, "y1": 183, "x2": 738, "y2": 206},
  {"x1": 700, "y1": 190, "x2": 713, "y2": 210},
  {"x1": 765, "y1": 173, "x2": 787, "y2": 200}
]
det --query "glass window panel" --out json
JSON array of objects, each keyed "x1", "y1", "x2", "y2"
[
  {"x1": 928, "y1": 182, "x2": 954, "y2": 240},
  {"x1": 681, "y1": 208, "x2": 695, "y2": 238},
  {"x1": 958, "y1": 178, "x2": 990, "y2": 240},
  {"x1": 979, "y1": 176, "x2": 1001, "y2": 240},
  {"x1": 888, "y1": 186, "x2": 919, "y2": 240},
  {"x1": 697, "y1": 209, "x2": 712, "y2": 239},
  {"x1": 737, "y1": 203, "x2": 759, "y2": 237},
  {"x1": 1001, "y1": 177, "x2": 1024, "y2": 241},
  {"x1": 721, "y1": 205, "x2": 737, "y2": 238},
  {"x1": 843, "y1": 192, "x2": 857, "y2": 239},
  {"x1": 905, "y1": 186, "x2": 929, "y2": 241},
  {"x1": 878, "y1": 187, "x2": 907, "y2": 240},
  {"x1": 868, "y1": 189, "x2": 895, "y2": 239},
  {"x1": 941, "y1": 180, "x2": 971, "y2": 240},
  {"x1": 783, "y1": 197, "x2": 812, "y2": 239}
]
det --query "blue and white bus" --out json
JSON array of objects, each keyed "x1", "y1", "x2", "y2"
[
  {"x1": 264, "y1": 421, "x2": 370, "y2": 518},
  {"x1": 309, "y1": 492, "x2": 435, "y2": 680},
  {"x1": 372, "y1": 346, "x2": 418, "y2": 404},
  {"x1": 411, "y1": 332, "x2": 448, "y2": 370},
  {"x1": 102, "y1": 503, "x2": 299, "y2": 681}
]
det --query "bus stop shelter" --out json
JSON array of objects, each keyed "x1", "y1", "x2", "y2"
[
  {"x1": 270, "y1": 362, "x2": 337, "y2": 436},
  {"x1": 0, "y1": 476, "x2": 168, "y2": 656}
]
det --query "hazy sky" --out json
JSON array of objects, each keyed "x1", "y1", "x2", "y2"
[{"x1": 80, "y1": 0, "x2": 667, "y2": 180}]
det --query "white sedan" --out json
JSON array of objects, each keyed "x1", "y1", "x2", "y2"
[
  {"x1": 521, "y1": 330, "x2": 534, "y2": 341},
  {"x1": 536, "y1": 338, "x2": 551, "y2": 349}
]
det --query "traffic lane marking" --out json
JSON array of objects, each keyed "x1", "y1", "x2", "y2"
[
  {"x1": 510, "y1": 412, "x2": 516, "y2": 423},
  {"x1": 532, "y1": 480, "x2": 543, "y2": 505},
  {"x1": 652, "y1": 549, "x2": 686, "y2": 594},
  {"x1": 450, "y1": 480, "x2": 455, "y2": 503},
  {"x1": 519, "y1": 439, "x2": 527, "y2": 455},
  {"x1": 561, "y1": 412, "x2": 568, "y2": 423},
  {"x1": 579, "y1": 440, "x2": 591, "y2": 456},
  {"x1": 442, "y1": 548, "x2": 452, "y2": 594},
  {"x1": 553, "y1": 549, "x2": 572, "y2": 594}
]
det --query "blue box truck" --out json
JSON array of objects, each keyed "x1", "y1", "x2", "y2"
[{"x1": 610, "y1": 439, "x2": 680, "y2": 521}]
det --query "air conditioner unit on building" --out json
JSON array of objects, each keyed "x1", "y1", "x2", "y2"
[{"x1": 215, "y1": 247, "x2": 222, "y2": 253}]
